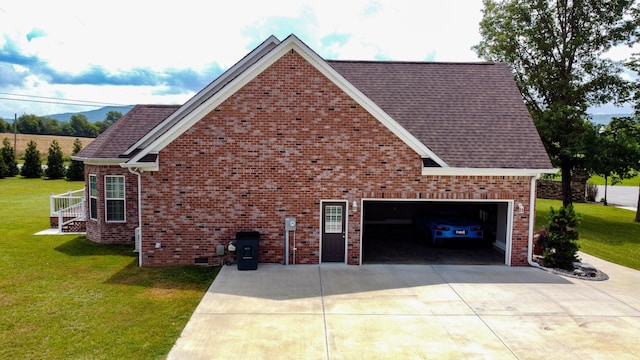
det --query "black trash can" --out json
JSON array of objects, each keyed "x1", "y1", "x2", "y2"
[{"x1": 235, "y1": 231, "x2": 260, "y2": 270}]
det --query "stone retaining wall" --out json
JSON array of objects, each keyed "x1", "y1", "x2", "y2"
[{"x1": 536, "y1": 170, "x2": 588, "y2": 202}]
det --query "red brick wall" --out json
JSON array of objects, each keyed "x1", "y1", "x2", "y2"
[
  {"x1": 49, "y1": 216, "x2": 86, "y2": 232},
  {"x1": 84, "y1": 165, "x2": 139, "y2": 245},
  {"x1": 134, "y1": 50, "x2": 535, "y2": 267}
]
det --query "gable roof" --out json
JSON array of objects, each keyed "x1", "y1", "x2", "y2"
[
  {"x1": 74, "y1": 104, "x2": 179, "y2": 163},
  {"x1": 123, "y1": 34, "x2": 438, "y2": 168},
  {"x1": 328, "y1": 61, "x2": 552, "y2": 169},
  {"x1": 77, "y1": 34, "x2": 553, "y2": 174},
  {"x1": 121, "y1": 36, "x2": 282, "y2": 157}
]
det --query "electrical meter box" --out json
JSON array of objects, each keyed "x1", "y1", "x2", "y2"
[{"x1": 285, "y1": 217, "x2": 297, "y2": 231}]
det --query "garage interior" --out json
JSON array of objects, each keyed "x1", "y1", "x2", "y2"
[{"x1": 361, "y1": 200, "x2": 509, "y2": 265}]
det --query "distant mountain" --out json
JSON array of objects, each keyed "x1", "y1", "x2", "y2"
[
  {"x1": 38, "y1": 107, "x2": 633, "y2": 125},
  {"x1": 44, "y1": 105, "x2": 134, "y2": 123}
]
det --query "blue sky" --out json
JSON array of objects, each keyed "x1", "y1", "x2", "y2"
[{"x1": 0, "y1": 0, "x2": 636, "y2": 119}]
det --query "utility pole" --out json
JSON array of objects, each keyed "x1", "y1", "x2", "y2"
[{"x1": 14, "y1": 113, "x2": 17, "y2": 156}]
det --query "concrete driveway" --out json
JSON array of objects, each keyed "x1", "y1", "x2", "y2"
[
  {"x1": 596, "y1": 185, "x2": 638, "y2": 210},
  {"x1": 168, "y1": 253, "x2": 640, "y2": 359}
]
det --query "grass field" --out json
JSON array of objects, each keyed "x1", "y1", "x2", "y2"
[
  {"x1": 536, "y1": 199, "x2": 640, "y2": 270},
  {"x1": 1, "y1": 176, "x2": 639, "y2": 358},
  {"x1": 587, "y1": 174, "x2": 640, "y2": 187},
  {"x1": 0, "y1": 132, "x2": 94, "y2": 158},
  {"x1": 0, "y1": 177, "x2": 217, "y2": 359},
  {"x1": 544, "y1": 172, "x2": 640, "y2": 186}
]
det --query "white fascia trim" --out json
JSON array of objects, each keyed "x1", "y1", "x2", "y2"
[
  {"x1": 72, "y1": 157, "x2": 125, "y2": 166},
  {"x1": 128, "y1": 38, "x2": 293, "y2": 163},
  {"x1": 120, "y1": 158, "x2": 159, "y2": 172},
  {"x1": 422, "y1": 168, "x2": 558, "y2": 176},
  {"x1": 124, "y1": 36, "x2": 281, "y2": 157},
  {"x1": 129, "y1": 34, "x2": 446, "y2": 166}
]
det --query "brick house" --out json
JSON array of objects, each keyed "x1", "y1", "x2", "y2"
[{"x1": 73, "y1": 34, "x2": 554, "y2": 267}]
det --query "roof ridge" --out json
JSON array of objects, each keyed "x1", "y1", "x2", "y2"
[
  {"x1": 136, "y1": 104, "x2": 182, "y2": 108},
  {"x1": 327, "y1": 60, "x2": 499, "y2": 65}
]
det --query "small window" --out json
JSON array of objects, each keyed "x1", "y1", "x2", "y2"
[
  {"x1": 324, "y1": 205, "x2": 343, "y2": 233},
  {"x1": 105, "y1": 176, "x2": 125, "y2": 222},
  {"x1": 89, "y1": 174, "x2": 97, "y2": 220}
]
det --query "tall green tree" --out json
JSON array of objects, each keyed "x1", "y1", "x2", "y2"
[
  {"x1": 95, "y1": 110, "x2": 122, "y2": 133},
  {"x1": 69, "y1": 114, "x2": 98, "y2": 138},
  {"x1": 17, "y1": 114, "x2": 42, "y2": 134},
  {"x1": 104, "y1": 110, "x2": 122, "y2": 125},
  {"x1": 1, "y1": 138, "x2": 19, "y2": 177},
  {"x1": 66, "y1": 138, "x2": 85, "y2": 181},
  {"x1": 0, "y1": 118, "x2": 9, "y2": 133},
  {"x1": 474, "y1": 0, "x2": 640, "y2": 206},
  {"x1": 21, "y1": 140, "x2": 42, "y2": 178},
  {"x1": 45, "y1": 140, "x2": 65, "y2": 179},
  {"x1": 39, "y1": 118, "x2": 61, "y2": 135},
  {"x1": 625, "y1": 57, "x2": 640, "y2": 222},
  {"x1": 588, "y1": 117, "x2": 640, "y2": 205}
]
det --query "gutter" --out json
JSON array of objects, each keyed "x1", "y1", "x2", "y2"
[
  {"x1": 527, "y1": 175, "x2": 542, "y2": 268},
  {"x1": 127, "y1": 167, "x2": 143, "y2": 267},
  {"x1": 71, "y1": 156, "x2": 124, "y2": 166}
]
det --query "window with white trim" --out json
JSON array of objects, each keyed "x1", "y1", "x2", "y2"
[
  {"x1": 105, "y1": 176, "x2": 125, "y2": 222},
  {"x1": 89, "y1": 174, "x2": 97, "y2": 220}
]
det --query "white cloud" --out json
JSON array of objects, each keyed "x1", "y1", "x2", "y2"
[{"x1": 1, "y1": 0, "x2": 632, "y2": 118}]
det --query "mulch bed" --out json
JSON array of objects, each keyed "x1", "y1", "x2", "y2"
[{"x1": 532, "y1": 256, "x2": 609, "y2": 281}]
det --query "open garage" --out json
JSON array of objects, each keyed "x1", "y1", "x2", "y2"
[{"x1": 361, "y1": 200, "x2": 511, "y2": 265}]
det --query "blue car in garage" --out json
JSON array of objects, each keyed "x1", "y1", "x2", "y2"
[{"x1": 415, "y1": 215, "x2": 484, "y2": 243}]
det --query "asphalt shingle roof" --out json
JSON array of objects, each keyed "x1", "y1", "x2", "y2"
[
  {"x1": 77, "y1": 104, "x2": 179, "y2": 159},
  {"x1": 328, "y1": 61, "x2": 553, "y2": 169},
  {"x1": 79, "y1": 60, "x2": 552, "y2": 171}
]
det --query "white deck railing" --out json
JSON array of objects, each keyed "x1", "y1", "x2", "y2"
[{"x1": 50, "y1": 189, "x2": 86, "y2": 232}]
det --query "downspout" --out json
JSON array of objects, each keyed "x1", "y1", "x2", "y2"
[
  {"x1": 127, "y1": 167, "x2": 143, "y2": 267},
  {"x1": 527, "y1": 175, "x2": 542, "y2": 268}
]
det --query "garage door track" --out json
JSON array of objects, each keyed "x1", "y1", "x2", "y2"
[{"x1": 168, "y1": 253, "x2": 640, "y2": 359}]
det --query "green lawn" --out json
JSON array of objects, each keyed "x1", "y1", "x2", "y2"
[
  {"x1": 542, "y1": 172, "x2": 639, "y2": 186},
  {"x1": 0, "y1": 177, "x2": 217, "y2": 359},
  {"x1": 588, "y1": 174, "x2": 640, "y2": 186},
  {"x1": 536, "y1": 199, "x2": 640, "y2": 270}
]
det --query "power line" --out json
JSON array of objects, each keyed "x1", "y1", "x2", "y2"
[
  {"x1": 0, "y1": 92, "x2": 128, "y2": 107},
  {"x1": 0, "y1": 96, "x2": 113, "y2": 107}
]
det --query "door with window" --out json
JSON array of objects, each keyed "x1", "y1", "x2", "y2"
[{"x1": 321, "y1": 202, "x2": 346, "y2": 262}]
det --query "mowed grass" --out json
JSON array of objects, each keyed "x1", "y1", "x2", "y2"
[
  {"x1": 0, "y1": 177, "x2": 217, "y2": 359},
  {"x1": 587, "y1": 174, "x2": 640, "y2": 187},
  {"x1": 536, "y1": 199, "x2": 640, "y2": 270},
  {"x1": 542, "y1": 172, "x2": 639, "y2": 186}
]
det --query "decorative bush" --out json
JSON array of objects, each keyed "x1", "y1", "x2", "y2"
[
  {"x1": 0, "y1": 154, "x2": 6, "y2": 178},
  {"x1": 533, "y1": 228, "x2": 549, "y2": 255},
  {"x1": 66, "y1": 138, "x2": 84, "y2": 181},
  {"x1": 1, "y1": 138, "x2": 18, "y2": 177},
  {"x1": 542, "y1": 205, "x2": 581, "y2": 270},
  {"x1": 20, "y1": 140, "x2": 42, "y2": 178},
  {"x1": 585, "y1": 182, "x2": 598, "y2": 202},
  {"x1": 45, "y1": 140, "x2": 65, "y2": 180}
]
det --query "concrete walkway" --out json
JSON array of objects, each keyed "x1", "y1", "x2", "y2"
[{"x1": 168, "y1": 254, "x2": 640, "y2": 359}]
